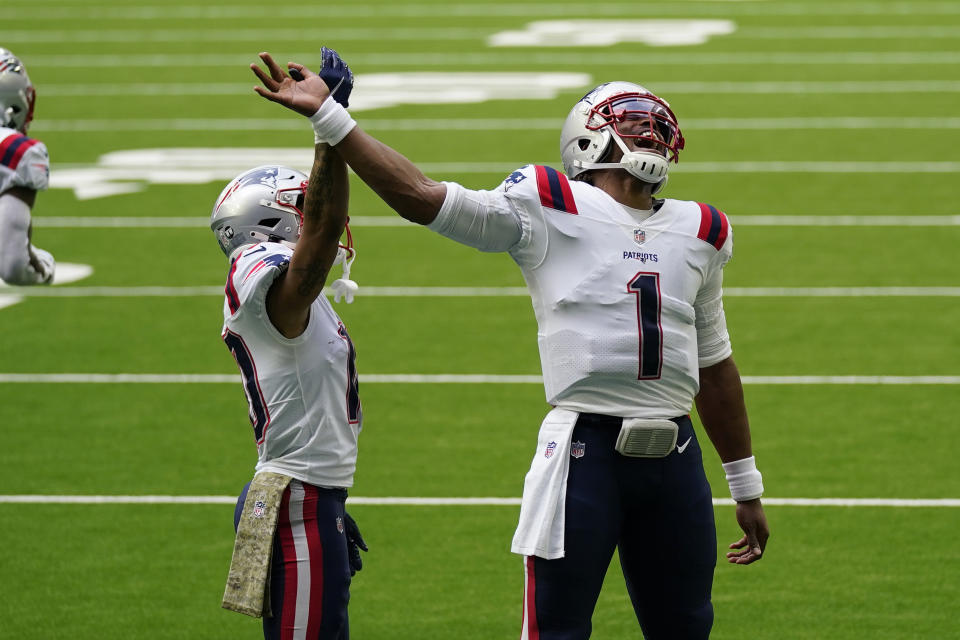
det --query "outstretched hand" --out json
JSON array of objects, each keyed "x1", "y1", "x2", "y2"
[
  {"x1": 727, "y1": 498, "x2": 769, "y2": 565},
  {"x1": 252, "y1": 52, "x2": 331, "y2": 117}
]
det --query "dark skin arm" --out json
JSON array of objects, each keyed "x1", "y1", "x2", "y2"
[
  {"x1": 251, "y1": 52, "x2": 445, "y2": 226},
  {"x1": 251, "y1": 53, "x2": 349, "y2": 338},
  {"x1": 695, "y1": 355, "x2": 771, "y2": 565},
  {"x1": 265, "y1": 142, "x2": 347, "y2": 338}
]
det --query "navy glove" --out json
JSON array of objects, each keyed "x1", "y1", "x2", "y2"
[
  {"x1": 294, "y1": 46, "x2": 352, "y2": 108},
  {"x1": 344, "y1": 511, "x2": 368, "y2": 576}
]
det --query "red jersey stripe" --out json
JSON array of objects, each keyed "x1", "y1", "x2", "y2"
[
  {"x1": 534, "y1": 165, "x2": 555, "y2": 210},
  {"x1": 525, "y1": 556, "x2": 539, "y2": 639},
  {"x1": 534, "y1": 165, "x2": 578, "y2": 214},
  {"x1": 696, "y1": 202, "x2": 729, "y2": 251},
  {"x1": 277, "y1": 489, "x2": 298, "y2": 640},
  {"x1": 7, "y1": 137, "x2": 39, "y2": 170},
  {"x1": 225, "y1": 259, "x2": 241, "y2": 314},
  {"x1": 556, "y1": 170, "x2": 579, "y2": 215},
  {"x1": 302, "y1": 486, "x2": 325, "y2": 639}
]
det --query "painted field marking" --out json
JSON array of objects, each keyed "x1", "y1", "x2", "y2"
[
  {"x1": 0, "y1": 374, "x2": 958, "y2": 385},
  {"x1": 31, "y1": 215, "x2": 960, "y2": 228},
  {"x1": 4, "y1": 2, "x2": 960, "y2": 19},
  {"x1": 489, "y1": 21, "x2": 960, "y2": 47},
  {"x1": 21, "y1": 52, "x2": 960, "y2": 69},
  {"x1": 34, "y1": 80, "x2": 960, "y2": 98},
  {"x1": 3, "y1": 286, "x2": 960, "y2": 299},
  {"x1": 34, "y1": 72, "x2": 591, "y2": 113},
  {"x1": 31, "y1": 116, "x2": 960, "y2": 133},
  {"x1": 0, "y1": 495, "x2": 956, "y2": 507},
  {"x1": 43, "y1": 146, "x2": 960, "y2": 199}
]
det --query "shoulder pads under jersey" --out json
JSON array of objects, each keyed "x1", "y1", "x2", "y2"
[
  {"x1": 0, "y1": 129, "x2": 49, "y2": 191},
  {"x1": 499, "y1": 164, "x2": 579, "y2": 215}
]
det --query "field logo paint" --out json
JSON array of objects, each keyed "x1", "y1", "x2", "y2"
[
  {"x1": 350, "y1": 72, "x2": 590, "y2": 110},
  {"x1": 0, "y1": 263, "x2": 94, "y2": 310},
  {"x1": 48, "y1": 71, "x2": 590, "y2": 200},
  {"x1": 489, "y1": 20, "x2": 736, "y2": 47}
]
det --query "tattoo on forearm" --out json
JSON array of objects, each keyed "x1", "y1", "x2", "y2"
[{"x1": 295, "y1": 146, "x2": 337, "y2": 297}]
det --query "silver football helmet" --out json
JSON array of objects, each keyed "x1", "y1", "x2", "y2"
[
  {"x1": 211, "y1": 165, "x2": 309, "y2": 257},
  {"x1": 560, "y1": 81, "x2": 684, "y2": 194},
  {"x1": 210, "y1": 166, "x2": 358, "y2": 300},
  {"x1": 0, "y1": 48, "x2": 36, "y2": 133}
]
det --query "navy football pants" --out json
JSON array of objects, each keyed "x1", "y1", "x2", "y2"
[
  {"x1": 521, "y1": 414, "x2": 716, "y2": 640},
  {"x1": 235, "y1": 480, "x2": 352, "y2": 640}
]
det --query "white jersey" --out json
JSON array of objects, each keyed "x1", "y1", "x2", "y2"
[
  {"x1": 222, "y1": 242, "x2": 362, "y2": 488},
  {"x1": 433, "y1": 164, "x2": 733, "y2": 418},
  {"x1": 0, "y1": 126, "x2": 49, "y2": 194}
]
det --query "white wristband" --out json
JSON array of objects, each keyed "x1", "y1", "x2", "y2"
[
  {"x1": 308, "y1": 98, "x2": 357, "y2": 145},
  {"x1": 722, "y1": 456, "x2": 764, "y2": 502}
]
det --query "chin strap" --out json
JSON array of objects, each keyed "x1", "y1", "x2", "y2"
[
  {"x1": 574, "y1": 133, "x2": 670, "y2": 194},
  {"x1": 329, "y1": 217, "x2": 358, "y2": 303}
]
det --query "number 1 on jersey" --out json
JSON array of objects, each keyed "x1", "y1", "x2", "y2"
[{"x1": 627, "y1": 272, "x2": 663, "y2": 380}]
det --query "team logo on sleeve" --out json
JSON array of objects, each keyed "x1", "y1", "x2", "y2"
[
  {"x1": 571, "y1": 441, "x2": 586, "y2": 458},
  {"x1": 544, "y1": 441, "x2": 557, "y2": 458},
  {"x1": 503, "y1": 169, "x2": 528, "y2": 191}
]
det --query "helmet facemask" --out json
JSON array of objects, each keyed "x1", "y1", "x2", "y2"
[
  {"x1": 587, "y1": 94, "x2": 684, "y2": 164},
  {"x1": 560, "y1": 84, "x2": 685, "y2": 194},
  {"x1": 580, "y1": 93, "x2": 684, "y2": 192}
]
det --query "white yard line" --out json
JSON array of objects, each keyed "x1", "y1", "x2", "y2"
[
  {"x1": 33, "y1": 80, "x2": 960, "y2": 97},
  {"x1": 15, "y1": 50, "x2": 960, "y2": 63},
  {"x1": 0, "y1": 374, "x2": 958, "y2": 385},
  {"x1": 5, "y1": 2, "x2": 960, "y2": 19},
  {"x1": 3, "y1": 286, "x2": 960, "y2": 298},
  {"x1": 45, "y1": 160, "x2": 960, "y2": 175},
  {"x1": 31, "y1": 215, "x2": 960, "y2": 228},
  {"x1": 30, "y1": 116, "x2": 960, "y2": 133},
  {"x1": 0, "y1": 495, "x2": 956, "y2": 507}
]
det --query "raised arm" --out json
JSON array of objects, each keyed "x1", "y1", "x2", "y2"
[
  {"x1": 265, "y1": 143, "x2": 348, "y2": 338},
  {"x1": 334, "y1": 127, "x2": 446, "y2": 225},
  {"x1": 252, "y1": 52, "x2": 446, "y2": 226}
]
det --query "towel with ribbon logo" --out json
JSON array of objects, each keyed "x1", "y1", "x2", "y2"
[{"x1": 511, "y1": 408, "x2": 579, "y2": 560}]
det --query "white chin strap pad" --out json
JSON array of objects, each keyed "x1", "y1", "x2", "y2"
[{"x1": 576, "y1": 134, "x2": 669, "y2": 192}]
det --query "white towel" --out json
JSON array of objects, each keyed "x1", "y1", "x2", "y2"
[{"x1": 510, "y1": 408, "x2": 579, "y2": 560}]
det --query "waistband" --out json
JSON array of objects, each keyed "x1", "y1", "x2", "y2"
[{"x1": 577, "y1": 413, "x2": 691, "y2": 427}]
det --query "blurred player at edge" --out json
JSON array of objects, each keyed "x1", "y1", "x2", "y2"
[
  {"x1": 214, "y1": 48, "x2": 366, "y2": 640},
  {"x1": 253, "y1": 49, "x2": 770, "y2": 639},
  {"x1": 0, "y1": 47, "x2": 55, "y2": 285}
]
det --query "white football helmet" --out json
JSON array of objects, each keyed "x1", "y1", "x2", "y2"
[
  {"x1": 560, "y1": 81, "x2": 684, "y2": 194},
  {"x1": 0, "y1": 48, "x2": 36, "y2": 133}
]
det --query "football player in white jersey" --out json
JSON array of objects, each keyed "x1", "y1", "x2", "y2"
[
  {"x1": 218, "y1": 50, "x2": 367, "y2": 640},
  {"x1": 254, "y1": 51, "x2": 769, "y2": 639},
  {"x1": 0, "y1": 47, "x2": 55, "y2": 285}
]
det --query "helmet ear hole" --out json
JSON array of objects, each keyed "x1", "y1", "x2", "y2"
[
  {"x1": 258, "y1": 218, "x2": 281, "y2": 228},
  {"x1": 578, "y1": 139, "x2": 590, "y2": 151}
]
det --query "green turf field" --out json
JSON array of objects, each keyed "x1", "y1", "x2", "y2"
[{"x1": 2, "y1": 0, "x2": 959, "y2": 638}]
